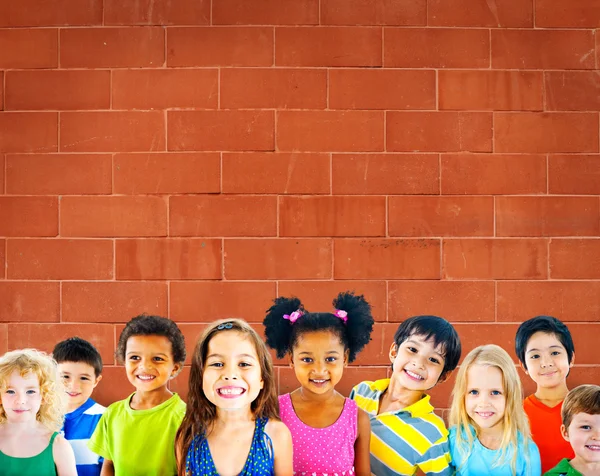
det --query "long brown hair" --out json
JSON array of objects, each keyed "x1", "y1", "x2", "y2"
[{"x1": 175, "y1": 319, "x2": 279, "y2": 475}]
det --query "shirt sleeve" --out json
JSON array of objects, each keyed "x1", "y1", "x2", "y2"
[
  {"x1": 417, "y1": 436, "x2": 453, "y2": 476},
  {"x1": 349, "y1": 384, "x2": 358, "y2": 400},
  {"x1": 87, "y1": 411, "x2": 112, "y2": 461}
]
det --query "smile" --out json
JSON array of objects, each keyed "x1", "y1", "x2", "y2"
[
  {"x1": 67, "y1": 392, "x2": 81, "y2": 397},
  {"x1": 310, "y1": 379, "x2": 330, "y2": 386},
  {"x1": 585, "y1": 445, "x2": 600, "y2": 451},
  {"x1": 476, "y1": 411, "x2": 495, "y2": 418},
  {"x1": 136, "y1": 375, "x2": 156, "y2": 381},
  {"x1": 217, "y1": 387, "x2": 246, "y2": 398},
  {"x1": 404, "y1": 369, "x2": 424, "y2": 381},
  {"x1": 12, "y1": 409, "x2": 29, "y2": 413}
]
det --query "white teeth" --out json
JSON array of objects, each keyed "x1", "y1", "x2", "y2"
[
  {"x1": 478, "y1": 412, "x2": 494, "y2": 418},
  {"x1": 312, "y1": 379, "x2": 327, "y2": 383},
  {"x1": 405, "y1": 370, "x2": 424, "y2": 380},
  {"x1": 587, "y1": 445, "x2": 600, "y2": 450},
  {"x1": 137, "y1": 375, "x2": 155, "y2": 380},
  {"x1": 218, "y1": 388, "x2": 244, "y2": 395}
]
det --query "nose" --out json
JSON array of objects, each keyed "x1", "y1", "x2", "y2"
[
  {"x1": 540, "y1": 353, "x2": 554, "y2": 368},
  {"x1": 411, "y1": 353, "x2": 426, "y2": 369}
]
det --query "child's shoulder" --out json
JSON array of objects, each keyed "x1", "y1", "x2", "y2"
[
  {"x1": 265, "y1": 419, "x2": 292, "y2": 441},
  {"x1": 351, "y1": 378, "x2": 389, "y2": 397}
]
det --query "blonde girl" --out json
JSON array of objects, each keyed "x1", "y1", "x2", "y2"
[
  {"x1": 449, "y1": 345, "x2": 541, "y2": 476},
  {"x1": 0, "y1": 349, "x2": 76, "y2": 476}
]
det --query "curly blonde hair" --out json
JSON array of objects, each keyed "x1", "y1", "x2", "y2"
[{"x1": 0, "y1": 349, "x2": 65, "y2": 431}]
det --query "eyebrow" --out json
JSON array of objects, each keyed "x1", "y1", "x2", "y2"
[
  {"x1": 126, "y1": 351, "x2": 169, "y2": 356},
  {"x1": 206, "y1": 353, "x2": 257, "y2": 360},
  {"x1": 297, "y1": 351, "x2": 340, "y2": 355},
  {"x1": 406, "y1": 340, "x2": 445, "y2": 359},
  {"x1": 60, "y1": 371, "x2": 93, "y2": 377},
  {"x1": 526, "y1": 345, "x2": 564, "y2": 353}
]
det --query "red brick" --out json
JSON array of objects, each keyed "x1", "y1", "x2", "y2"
[
  {"x1": 93, "y1": 367, "x2": 131, "y2": 405},
  {"x1": 280, "y1": 196, "x2": 386, "y2": 237},
  {"x1": 428, "y1": 0, "x2": 532, "y2": 26},
  {"x1": 492, "y1": 30, "x2": 595, "y2": 70},
  {"x1": 168, "y1": 111, "x2": 274, "y2": 152},
  {"x1": 167, "y1": 27, "x2": 273, "y2": 67},
  {"x1": 5, "y1": 71, "x2": 110, "y2": 111},
  {"x1": 116, "y1": 239, "x2": 221, "y2": 280},
  {"x1": 61, "y1": 196, "x2": 167, "y2": 238},
  {"x1": 0, "y1": 0, "x2": 102, "y2": 26},
  {"x1": 495, "y1": 113, "x2": 599, "y2": 153},
  {"x1": 441, "y1": 154, "x2": 547, "y2": 195},
  {"x1": 60, "y1": 112, "x2": 165, "y2": 153},
  {"x1": 278, "y1": 281, "x2": 387, "y2": 321},
  {"x1": 0, "y1": 113, "x2": 57, "y2": 153},
  {"x1": 496, "y1": 197, "x2": 600, "y2": 237},
  {"x1": 330, "y1": 69, "x2": 435, "y2": 110},
  {"x1": 171, "y1": 282, "x2": 276, "y2": 322},
  {"x1": 63, "y1": 282, "x2": 167, "y2": 323},
  {"x1": 384, "y1": 28, "x2": 489, "y2": 68},
  {"x1": 549, "y1": 155, "x2": 600, "y2": 195},
  {"x1": 278, "y1": 366, "x2": 388, "y2": 396},
  {"x1": 332, "y1": 154, "x2": 439, "y2": 195},
  {"x1": 276, "y1": 27, "x2": 382, "y2": 67},
  {"x1": 105, "y1": 0, "x2": 209, "y2": 25},
  {"x1": 550, "y1": 239, "x2": 600, "y2": 279},
  {"x1": 0, "y1": 240, "x2": 4, "y2": 279},
  {"x1": 389, "y1": 281, "x2": 495, "y2": 322},
  {"x1": 0, "y1": 326, "x2": 7, "y2": 355},
  {"x1": 453, "y1": 323, "x2": 519, "y2": 361},
  {"x1": 497, "y1": 281, "x2": 600, "y2": 322},
  {"x1": 112, "y1": 69, "x2": 217, "y2": 110},
  {"x1": 8, "y1": 324, "x2": 114, "y2": 362},
  {"x1": 567, "y1": 368, "x2": 600, "y2": 393},
  {"x1": 213, "y1": 0, "x2": 318, "y2": 25},
  {"x1": 168, "y1": 366, "x2": 191, "y2": 401},
  {"x1": 568, "y1": 325, "x2": 600, "y2": 364},
  {"x1": 277, "y1": 111, "x2": 384, "y2": 152},
  {"x1": 0, "y1": 197, "x2": 57, "y2": 237},
  {"x1": 0, "y1": 155, "x2": 4, "y2": 193},
  {"x1": 0, "y1": 29, "x2": 58, "y2": 69},
  {"x1": 7, "y1": 239, "x2": 113, "y2": 280},
  {"x1": 350, "y1": 323, "x2": 398, "y2": 365},
  {"x1": 389, "y1": 196, "x2": 494, "y2": 237},
  {"x1": 546, "y1": 72, "x2": 600, "y2": 111},
  {"x1": 222, "y1": 153, "x2": 330, "y2": 194},
  {"x1": 387, "y1": 112, "x2": 492, "y2": 152},
  {"x1": 61, "y1": 27, "x2": 164, "y2": 68},
  {"x1": 170, "y1": 196, "x2": 277, "y2": 237},
  {"x1": 0, "y1": 282, "x2": 60, "y2": 322},
  {"x1": 177, "y1": 324, "x2": 207, "y2": 364},
  {"x1": 0, "y1": 72, "x2": 3, "y2": 110},
  {"x1": 321, "y1": 0, "x2": 426, "y2": 25},
  {"x1": 7, "y1": 154, "x2": 111, "y2": 195},
  {"x1": 224, "y1": 239, "x2": 332, "y2": 280},
  {"x1": 114, "y1": 153, "x2": 220, "y2": 194},
  {"x1": 439, "y1": 71, "x2": 543, "y2": 111},
  {"x1": 220, "y1": 69, "x2": 326, "y2": 109},
  {"x1": 536, "y1": 0, "x2": 600, "y2": 27},
  {"x1": 335, "y1": 239, "x2": 440, "y2": 279},
  {"x1": 443, "y1": 239, "x2": 548, "y2": 279}
]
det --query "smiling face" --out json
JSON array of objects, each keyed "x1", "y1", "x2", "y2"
[
  {"x1": 524, "y1": 331, "x2": 572, "y2": 389},
  {"x1": 0, "y1": 371, "x2": 43, "y2": 424},
  {"x1": 202, "y1": 330, "x2": 264, "y2": 411},
  {"x1": 291, "y1": 330, "x2": 347, "y2": 397},
  {"x1": 58, "y1": 361, "x2": 102, "y2": 412},
  {"x1": 125, "y1": 335, "x2": 180, "y2": 394},
  {"x1": 390, "y1": 333, "x2": 446, "y2": 392},
  {"x1": 562, "y1": 413, "x2": 600, "y2": 465},
  {"x1": 465, "y1": 364, "x2": 506, "y2": 433}
]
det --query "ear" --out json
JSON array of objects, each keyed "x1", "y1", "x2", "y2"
[
  {"x1": 561, "y1": 424, "x2": 570, "y2": 442},
  {"x1": 389, "y1": 342, "x2": 398, "y2": 364},
  {"x1": 437, "y1": 371, "x2": 451, "y2": 385},
  {"x1": 570, "y1": 353, "x2": 575, "y2": 367},
  {"x1": 519, "y1": 361, "x2": 528, "y2": 375},
  {"x1": 93, "y1": 374, "x2": 103, "y2": 388},
  {"x1": 344, "y1": 349, "x2": 350, "y2": 366},
  {"x1": 170, "y1": 363, "x2": 183, "y2": 379}
]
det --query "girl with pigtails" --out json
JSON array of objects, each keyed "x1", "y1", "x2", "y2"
[{"x1": 263, "y1": 292, "x2": 374, "y2": 476}]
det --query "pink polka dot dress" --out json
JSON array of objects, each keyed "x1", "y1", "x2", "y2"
[{"x1": 279, "y1": 393, "x2": 357, "y2": 476}]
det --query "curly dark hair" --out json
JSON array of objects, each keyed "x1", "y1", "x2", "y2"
[
  {"x1": 116, "y1": 315, "x2": 186, "y2": 364},
  {"x1": 263, "y1": 292, "x2": 374, "y2": 363}
]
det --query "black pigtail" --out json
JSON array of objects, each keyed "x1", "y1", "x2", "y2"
[
  {"x1": 333, "y1": 291, "x2": 374, "y2": 363},
  {"x1": 263, "y1": 296, "x2": 305, "y2": 359}
]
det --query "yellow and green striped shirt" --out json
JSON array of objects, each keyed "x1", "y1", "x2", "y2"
[{"x1": 350, "y1": 379, "x2": 452, "y2": 476}]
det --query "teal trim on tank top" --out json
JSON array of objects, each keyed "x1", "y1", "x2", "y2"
[{"x1": 0, "y1": 431, "x2": 58, "y2": 476}]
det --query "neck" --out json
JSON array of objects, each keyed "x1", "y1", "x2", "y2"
[
  {"x1": 3, "y1": 419, "x2": 42, "y2": 435},
  {"x1": 381, "y1": 375, "x2": 424, "y2": 411},
  {"x1": 570, "y1": 456, "x2": 600, "y2": 476},
  {"x1": 535, "y1": 382, "x2": 569, "y2": 405},
  {"x1": 66, "y1": 400, "x2": 86, "y2": 413},
  {"x1": 215, "y1": 406, "x2": 254, "y2": 426},
  {"x1": 297, "y1": 385, "x2": 338, "y2": 404},
  {"x1": 131, "y1": 386, "x2": 173, "y2": 409},
  {"x1": 476, "y1": 423, "x2": 505, "y2": 450}
]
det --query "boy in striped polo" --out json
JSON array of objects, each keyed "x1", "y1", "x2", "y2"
[
  {"x1": 53, "y1": 337, "x2": 106, "y2": 476},
  {"x1": 350, "y1": 315, "x2": 461, "y2": 476}
]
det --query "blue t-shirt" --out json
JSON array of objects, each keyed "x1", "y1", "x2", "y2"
[
  {"x1": 449, "y1": 425, "x2": 541, "y2": 476},
  {"x1": 62, "y1": 398, "x2": 106, "y2": 476}
]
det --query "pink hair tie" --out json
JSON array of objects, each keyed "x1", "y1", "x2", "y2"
[
  {"x1": 334, "y1": 309, "x2": 348, "y2": 323},
  {"x1": 283, "y1": 310, "x2": 303, "y2": 324}
]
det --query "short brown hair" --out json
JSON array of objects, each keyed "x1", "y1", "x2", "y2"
[{"x1": 562, "y1": 384, "x2": 600, "y2": 428}]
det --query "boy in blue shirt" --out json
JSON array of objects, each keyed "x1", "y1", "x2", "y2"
[{"x1": 53, "y1": 337, "x2": 106, "y2": 476}]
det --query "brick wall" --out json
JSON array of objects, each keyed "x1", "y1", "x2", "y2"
[{"x1": 0, "y1": 0, "x2": 599, "y2": 409}]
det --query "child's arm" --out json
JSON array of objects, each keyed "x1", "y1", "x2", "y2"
[
  {"x1": 100, "y1": 459, "x2": 115, "y2": 476},
  {"x1": 266, "y1": 420, "x2": 293, "y2": 475},
  {"x1": 354, "y1": 408, "x2": 371, "y2": 476},
  {"x1": 52, "y1": 435, "x2": 77, "y2": 476}
]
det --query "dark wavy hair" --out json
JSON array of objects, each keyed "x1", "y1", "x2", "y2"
[
  {"x1": 263, "y1": 291, "x2": 374, "y2": 363},
  {"x1": 175, "y1": 319, "x2": 279, "y2": 476},
  {"x1": 52, "y1": 337, "x2": 103, "y2": 377}
]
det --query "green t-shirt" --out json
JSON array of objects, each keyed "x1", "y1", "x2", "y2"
[
  {"x1": 88, "y1": 393, "x2": 186, "y2": 476},
  {"x1": 543, "y1": 458, "x2": 583, "y2": 476}
]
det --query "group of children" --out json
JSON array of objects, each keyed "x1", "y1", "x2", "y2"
[{"x1": 0, "y1": 291, "x2": 598, "y2": 476}]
